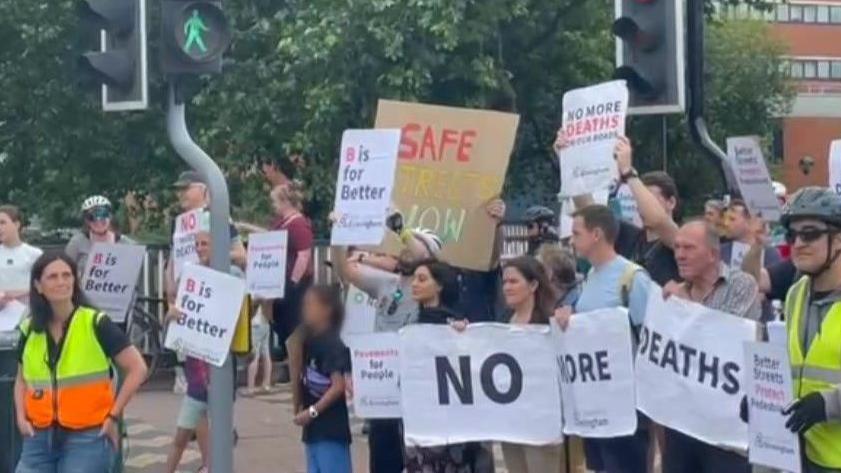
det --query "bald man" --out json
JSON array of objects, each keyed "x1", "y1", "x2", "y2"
[{"x1": 660, "y1": 219, "x2": 760, "y2": 473}]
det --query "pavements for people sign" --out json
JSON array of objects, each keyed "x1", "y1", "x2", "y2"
[
  {"x1": 830, "y1": 139, "x2": 841, "y2": 196},
  {"x1": 559, "y1": 80, "x2": 628, "y2": 197},
  {"x1": 165, "y1": 263, "x2": 245, "y2": 367},
  {"x1": 374, "y1": 100, "x2": 520, "y2": 271},
  {"x1": 399, "y1": 323, "x2": 563, "y2": 447},
  {"x1": 637, "y1": 288, "x2": 758, "y2": 450},
  {"x1": 331, "y1": 129, "x2": 402, "y2": 246},
  {"x1": 81, "y1": 243, "x2": 146, "y2": 323},
  {"x1": 349, "y1": 332, "x2": 402, "y2": 419},
  {"x1": 552, "y1": 308, "x2": 637, "y2": 438},
  {"x1": 726, "y1": 136, "x2": 782, "y2": 222},
  {"x1": 172, "y1": 208, "x2": 203, "y2": 280},
  {"x1": 744, "y1": 341, "x2": 802, "y2": 473},
  {"x1": 245, "y1": 230, "x2": 288, "y2": 299}
]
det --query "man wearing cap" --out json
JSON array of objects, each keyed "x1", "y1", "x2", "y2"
[{"x1": 777, "y1": 187, "x2": 841, "y2": 473}]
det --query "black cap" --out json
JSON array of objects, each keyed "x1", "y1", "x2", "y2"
[{"x1": 173, "y1": 170, "x2": 206, "y2": 188}]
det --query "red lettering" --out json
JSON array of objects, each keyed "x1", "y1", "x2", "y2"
[
  {"x1": 186, "y1": 278, "x2": 196, "y2": 293},
  {"x1": 420, "y1": 126, "x2": 438, "y2": 161},
  {"x1": 345, "y1": 146, "x2": 355, "y2": 163},
  {"x1": 439, "y1": 129, "x2": 459, "y2": 163},
  {"x1": 457, "y1": 130, "x2": 477, "y2": 162},
  {"x1": 93, "y1": 253, "x2": 103, "y2": 264},
  {"x1": 399, "y1": 123, "x2": 421, "y2": 160}
]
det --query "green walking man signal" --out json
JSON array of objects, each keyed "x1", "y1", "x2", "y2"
[{"x1": 183, "y1": 10, "x2": 209, "y2": 54}]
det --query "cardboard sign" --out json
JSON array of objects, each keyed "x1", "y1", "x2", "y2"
[
  {"x1": 246, "y1": 230, "x2": 288, "y2": 299},
  {"x1": 164, "y1": 264, "x2": 246, "y2": 367},
  {"x1": 744, "y1": 342, "x2": 802, "y2": 473},
  {"x1": 374, "y1": 100, "x2": 520, "y2": 271},
  {"x1": 726, "y1": 137, "x2": 782, "y2": 222},
  {"x1": 400, "y1": 323, "x2": 563, "y2": 447},
  {"x1": 349, "y1": 332, "x2": 402, "y2": 419},
  {"x1": 341, "y1": 285, "x2": 377, "y2": 343},
  {"x1": 830, "y1": 139, "x2": 841, "y2": 196},
  {"x1": 81, "y1": 243, "x2": 146, "y2": 323},
  {"x1": 332, "y1": 129, "x2": 402, "y2": 246},
  {"x1": 559, "y1": 81, "x2": 628, "y2": 197},
  {"x1": 552, "y1": 309, "x2": 638, "y2": 438},
  {"x1": 636, "y1": 289, "x2": 758, "y2": 450},
  {"x1": 172, "y1": 209, "x2": 203, "y2": 280},
  {"x1": 0, "y1": 301, "x2": 27, "y2": 332}
]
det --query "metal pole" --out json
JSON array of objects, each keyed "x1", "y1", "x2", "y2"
[
  {"x1": 166, "y1": 82, "x2": 234, "y2": 473},
  {"x1": 686, "y1": 0, "x2": 739, "y2": 196}
]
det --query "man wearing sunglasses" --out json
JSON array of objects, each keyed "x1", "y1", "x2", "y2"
[
  {"x1": 65, "y1": 195, "x2": 136, "y2": 276},
  {"x1": 776, "y1": 187, "x2": 841, "y2": 473}
]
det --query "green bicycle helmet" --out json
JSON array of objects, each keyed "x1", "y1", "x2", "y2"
[{"x1": 780, "y1": 186, "x2": 841, "y2": 228}]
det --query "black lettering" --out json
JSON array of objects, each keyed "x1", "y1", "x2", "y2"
[
  {"x1": 649, "y1": 331, "x2": 663, "y2": 365},
  {"x1": 435, "y1": 356, "x2": 473, "y2": 405},
  {"x1": 480, "y1": 353, "x2": 522, "y2": 404},
  {"x1": 561, "y1": 355, "x2": 576, "y2": 383},
  {"x1": 679, "y1": 344, "x2": 697, "y2": 377},
  {"x1": 660, "y1": 340, "x2": 679, "y2": 374},
  {"x1": 595, "y1": 351, "x2": 611, "y2": 381},
  {"x1": 698, "y1": 351, "x2": 720, "y2": 389},
  {"x1": 638, "y1": 326, "x2": 650, "y2": 356},
  {"x1": 579, "y1": 353, "x2": 596, "y2": 382},
  {"x1": 722, "y1": 362, "x2": 740, "y2": 395}
]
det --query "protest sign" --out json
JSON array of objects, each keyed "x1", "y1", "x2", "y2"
[
  {"x1": 552, "y1": 308, "x2": 637, "y2": 438},
  {"x1": 615, "y1": 184, "x2": 642, "y2": 227},
  {"x1": 374, "y1": 100, "x2": 520, "y2": 271},
  {"x1": 636, "y1": 289, "x2": 758, "y2": 450},
  {"x1": 164, "y1": 264, "x2": 245, "y2": 367},
  {"x1": 246, "y1": 230, "x2": 288, "y2": 299},
  {"x1": 744, "y1": 342, "x2": 801, "y2": 473},
  {"x1": 331, "y1": 129, "x2": 401, "y2": 246},
  {"x1": 341, "y1": 285, "x2": 377, "y2": 343},
  {"x1": 730, "y1": 241, "x2": 752, "y2": 270},
  {"x1": 81, "y1": 243, "x2": 145, "y2": 323},
  {"x1": 726, "y1": 137, "x2": 782, "y2": 222},
  {"x1": 0, "y1": 301, "x2": 27, "y2": 332},
  {"x1": 400, "y1": 323, "x2": 563, "y2": 446},
  {"x1": 349, "y1": 332, "x2": 402, "y2": 418},
  {"x1": 559, "y1": 81, "x2": 628, "y2": 197},
  {"x1": 830, "y1": 139, "x2": 841, "y2": 196},
  {"x1": 172, "y1": 209, "x2": 203, "y2": 280}
]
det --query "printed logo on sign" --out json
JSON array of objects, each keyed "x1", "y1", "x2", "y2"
[{"x1": 754, "y1": 433, "x2": 796, "y2": 455}]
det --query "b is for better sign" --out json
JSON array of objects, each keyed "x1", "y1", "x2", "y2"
[{"x1": 165, "y1": 264, "x2": 245, "y2": 367}]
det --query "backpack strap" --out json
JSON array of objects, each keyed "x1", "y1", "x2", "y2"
[{"x1": 619, "y1": 262, "x2": 643, "y2": 308}]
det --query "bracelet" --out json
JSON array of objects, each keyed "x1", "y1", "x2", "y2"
[{"x1": 619, "y1": 168, "x2": 639, "y2": 183}]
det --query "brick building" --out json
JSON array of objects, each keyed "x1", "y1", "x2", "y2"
[{"x1": 724, "y1": 1, "x2": 841, "y2": 191}]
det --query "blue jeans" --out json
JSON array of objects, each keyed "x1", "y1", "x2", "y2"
[
  {"x1": 305, "y1": 440, "x2": 352, "y2": 473},
  {"x1": 16, "y1": 427, "x2": 114, "y2": 473}
]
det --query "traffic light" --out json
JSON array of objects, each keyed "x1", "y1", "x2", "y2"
[
  {"x1": 613, "y1": 0, "x2": 685, "y2": 115},
  {"x1": 161, "y1": 1, "x2": 232, "y2": 76},
  {"x1": 77, "y1": 0, "x2": 148, "y2": 111}
]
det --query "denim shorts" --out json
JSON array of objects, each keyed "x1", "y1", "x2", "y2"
[
  {"x1": 176, "y1": 396, "x2": 208, "y2": 430},
  {"x1": 16, "y1": 427, "x2": 114, "y2": 473}
]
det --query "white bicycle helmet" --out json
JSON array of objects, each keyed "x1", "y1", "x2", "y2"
[
  {"x1": 410, "y1": 228, "x2": 443, "y2": 257},
  {"x1": 81, "y1": 195, "x2": 112, "y2": 213}
]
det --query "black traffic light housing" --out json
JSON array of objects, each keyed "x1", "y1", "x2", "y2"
[
  {"x1": 77, "y1": 0, "x2": 148, "y2": 111},
  {"x1": 161, "y1": 1, "x2": 232, "y2": 76},
  {"x1": 613, "y1": 0, "x2": 685, "y2": 115}
]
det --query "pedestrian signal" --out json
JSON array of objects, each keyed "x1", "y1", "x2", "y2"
[{"x1": 161, "y1": 1, "x2": 231, "y2": 76}]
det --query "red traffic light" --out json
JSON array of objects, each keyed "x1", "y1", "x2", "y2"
[{"x1": 612, "y1": 17, "x2": 659, "y2": 52}]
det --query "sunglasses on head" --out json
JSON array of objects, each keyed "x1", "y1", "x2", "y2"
[{"x1": 784, "y1": 227, "x2": 836, "y2": 245}]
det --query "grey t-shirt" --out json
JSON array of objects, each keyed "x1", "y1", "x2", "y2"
[
  {"x1": 65, "y1": 232, "x2": 137, "y2": 276},
  {"x1": 353, "y1": 265, "x2": 418, "y2": 332}
]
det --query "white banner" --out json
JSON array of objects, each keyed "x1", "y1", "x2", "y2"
[
  {"x1": 172, "y1": 209, "x2": 203, "y2": 280},
  {"x1": 726, "y1": 136, "x2": 782, "y2": 222},
  {"x1": 637, "y1": 289, "x2": 758, "y2": 450},
  {"x1": 400, "y1": 323, "x2": 563, "y2": 447},
  {"x1": 81, "y1": 243, "x2": 145, "y2": 323},
  {"x1": 246, "y1": 231, "x2": 288, "y2": 299},
  {"x1": 164, "y1": 264, "x2": 245, "y2": 367},
  {"x1": 830, "y1": 139, "x2": 841, "y2": 196},
  {"x1": 559, "y1": 80, "x2": 628, "y2": 197},
  {"x1": 341, "y1": 285, "x2": 377, "y2": 343},
  {"x1": 349, "y1": 333, "x2": 402, "y2": 419},
  {"x1": 553, "y1": 309, "x2": 637, "y2": 438},
  {"x1": 744, "y1": 342, "x2": 802, "y2": 473},
  {"x1": 331, "y1": 129, "x2": 401, "y2": 246}
]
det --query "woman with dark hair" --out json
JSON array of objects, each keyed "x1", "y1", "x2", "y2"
[
  {"x1": 537, "y1": 245, "x2": 582, "y2": 308},
  {"x1": 499, "y1": 256, "x2": 563, "y2": 472},
  {"x1": 14, "y1": 251, "x2": 147, "y2": 472},
  {"x1": 405, "y1": 259, "x2": 476, "y2": 473}
]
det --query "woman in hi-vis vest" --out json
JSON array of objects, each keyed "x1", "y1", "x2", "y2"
[{"x1": 14, "y1": 252, "x2": 147, "y2": 472}]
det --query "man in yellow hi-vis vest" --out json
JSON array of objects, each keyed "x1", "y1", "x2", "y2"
[{"x1": 780, "y1": 187, "x2": 841, "y2": 473}]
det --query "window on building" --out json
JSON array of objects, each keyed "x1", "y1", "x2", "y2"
[
  {"x1": 791, "y1": 62, "x2": 804, "y2": 78},
  {"x1": 777, "y1": 4, "x2": 790, "y2": 21},
  {"x1": 818, "y1": 61, "x2": 830, "y2": 79},
  {"x1": 804, "y1": 61, "x2": 817, "y2": 79},
  {"x1": 804, "y1": 5, "x2": 817, "y2": 22},
  {"x1": 831, "y1": 61, "x2": 841, "y2": 79},
  {"x1": 832, "y1": 6, "x2": 841, "y2": 23},
  {"x1": 790, "y1": 5, "x2": 803, "y2": 22},
  {"x1": 817, "y1": 5, "x2": 830, "y2": 23}
]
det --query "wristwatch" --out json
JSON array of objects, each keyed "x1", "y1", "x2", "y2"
[
  {"x1": 619, "y1": 168, "x2": 639, "y2": 183},
  {"x1": 308, "y1": 406, "x2": 319, "y2": 419}
]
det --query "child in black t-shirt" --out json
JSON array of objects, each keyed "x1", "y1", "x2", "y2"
[{"x1": 293, "y1": 285, "x2": 352, "y2": 473}]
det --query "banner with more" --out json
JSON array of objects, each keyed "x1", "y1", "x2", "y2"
[{"x1": 374, "y1": 100, "x2": 520, "y2": 271}]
